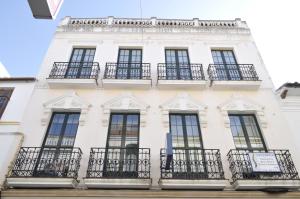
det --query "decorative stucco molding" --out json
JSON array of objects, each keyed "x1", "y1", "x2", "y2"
[
  {"x1": 101, "y1": 93, "x2": 150, "y2": 127},
  {"x1": 159, "y1": 93, "x2": 208, "y2": 128},
  {"x1": 217, "y1": 95, "x2": 267, "y2": 128},
  {"x1": 58, "y1": 17, "x2": 250, "y2": 34},
  {"x1": 41, "y1": 91, "x2": 91, "y2": 126}
]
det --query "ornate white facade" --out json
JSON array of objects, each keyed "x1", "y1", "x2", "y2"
[{"x1": 1, "y1": 16, "x2": 300, "y2": 198}]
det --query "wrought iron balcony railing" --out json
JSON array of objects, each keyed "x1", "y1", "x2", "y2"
[
  {"x1": 160, "y1": 148, "x2": 225, "y2": 180},
  {"x1": 104, "y1": 63, "x2": 151, "y2": 80},
  {"x1": 208, "y1": 64, "x2": 259, "y2": 81},
  {"x1": 10, "y1": 147, "x2": 82, "y2": 178},
  {"x1": 157, "y1": 63, "x2": 205, "y2": 80},
  {"x1": 48, "y1": 62, "x2": 100, "y2": 79},
  {"x1": 227, "y1": 149, "x2": 300, "y2": 183},
  {"x1": 86, "y1": 147, "x2": 151, "y2": 179}
]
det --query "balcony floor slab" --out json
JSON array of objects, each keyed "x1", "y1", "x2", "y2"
[
  {"x1": 84, "y1": 178, "x2": 152, "y2": 189},
  {"x1": 157, "y1": 80, "x2": 207, "y2": 89},
  {"x1": 210, "y1": 80, "x2": 261, "y2": 90},
  {"x1": 47, "y1": 78, "x2": 99, "y2": 89},
  {"x1": 6, "y1": 177, "x2": 78, "y2": 188},
  {"x1": 233, "y1": 179, "x2": 300, "y2": 190},
  {"x1": 159, "y1": 179, "x2": 228, "y2": 190},
  {"x1": 102, "y1": 79, "x2": 152, "y2": 89}
]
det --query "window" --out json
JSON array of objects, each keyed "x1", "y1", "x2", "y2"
[
  {"x1": 169, "y1": 114, "x2": 206, "y2": 177},
  {"x1": 104, "y1": 113, "x2": 140, "y2": 177},
  {"x1": 211, "y1": 50, "x2": 241, "y2": 80},
  {"x1": 34, "y1": 112, "x2": 80, "y2": 177},
  {"x1": 116, "y1": 49, "x2": 142, "y2": 79},
  {"x1": 165, "y1": 49, "x2": 191, "y2": 80},
  {"x1": 229, "y1": 114, "x2": 266, "y2": 151},
  {"x1": 66, "y1": 48, "x2": 96, "y2": 78},
  {"x1": 0, "y1": 88, "x2": 14, "y2": 119}
]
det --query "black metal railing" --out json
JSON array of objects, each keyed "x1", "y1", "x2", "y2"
[
  {"x1": 48, "y1": 62, "x2": 100, "y2": 79},
  {"x1": 104, "y1": 63, "x2": 151, "y2": 80},
  {"x1": 160, "y1": 148, "x2": 225, "y2": 180},
  {"x1": 208, "y1": 64, "x2": 259, "y2": 81},
  {"x1": 86, "y1": 147, "x2": 151, "y2": 179},
  {"x1": 157, "y1": 63, "x2": 205, "y2": 80},
  {"x1": 10, "y1": 147, "x2": 82, "y2": 178},
  {"x1": 227, "y1": 149, "x2": 300, "y2": 183}
]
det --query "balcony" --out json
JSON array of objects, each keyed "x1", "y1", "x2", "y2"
[
  {"x1": 6, "y1": 147, "x2": 82, "y2": 188},
  {"x1": 157, "y1": 63, "x2": 207, "y2": 89},
  {"x1": 208, "y1": 64, "x2": 261, "y2": 90},
  {"x1": 84, "y1": 147, "x2": 151, "y2": 189},
  {"x1": 102, "y1": 63, "x2": 151, "y2": 89},
  {"x1": 227, "y1": 149, "x2": 300, "y2": 190},
  {"x1": 159, "y1": 148, "x2": 228, "y2": 190},
  {"x1": 46, "y1": 62, "x2": 100, "y2": 88}
]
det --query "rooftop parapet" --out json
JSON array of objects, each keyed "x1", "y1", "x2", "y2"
[{"x1": 58, "y1": 16, "x2": 249, "y2": 33}]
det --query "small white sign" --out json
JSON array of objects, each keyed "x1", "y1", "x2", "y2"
[{"x1": 249, "y1": 152, "x2": 281, "y2": 173}]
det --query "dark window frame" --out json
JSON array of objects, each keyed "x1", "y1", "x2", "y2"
[
  {"x1": 41, "y1": 112, "x2": 81, "y2": 149},
  {"x1": 33, "y1": 112, "x2": 81, "y2": 177},
  {"x1": 0, "y1": 88, "x2": 14, "y2": 119},
  {"x1": 211, "y1": 49, "x2": 242, "y2": 80},
  {"x1": 66, "y1": 48, "x2": 96, "y2": 78},
  {"x1": 229, "y1": 113, "x2": 267, "y2": 151},
  {"x1": 169, "y1": 113, "x2": 207, "y2": 177},
  {"x1": 104, "y1": 112, "x2": 141, "y2": 178},
  {"x1": 165, "y1": 49, "x2": 192, "y2": 80},
  {"x1": 116, "y1": 48, "x2": 143, "y2": 79}
]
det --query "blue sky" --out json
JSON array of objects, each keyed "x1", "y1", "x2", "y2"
[{"x1": 0, "y1": 0, "x2": 299, "y2": 87}]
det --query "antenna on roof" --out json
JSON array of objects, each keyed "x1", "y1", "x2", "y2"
[{"x1": 139, "y1": 0, "x2": 144, "y2": 42}]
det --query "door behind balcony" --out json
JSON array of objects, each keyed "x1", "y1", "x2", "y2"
[
  {"x1": 116, "y1": 49, "x2": 142, "y2": 79},
  {"x1": 212, "y1": 50, "x2": 241, "y2": 80},
  {"x1": 104, "y1": 113, "x2": 140, "y2": 178},
  {"x1": 169, "y1": 114, "x2": 207, "y2": 179},
  {"x1": 33, "y1": 112, "x2": 80, "y2": 177},
  {"x1": 165, "y1": 49, "x2": 191, "y2": 80},
  {"x1": 66, "y1": 48, "x2": 96, "y2": 78}
]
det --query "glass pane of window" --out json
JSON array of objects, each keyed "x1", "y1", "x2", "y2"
[
  {"x1": 125, "y1": 114, "x2": 139, "y2": 148},
  {"x1": 229, "y1": 115, "x2": 265, "y2": 150},
  {"x1": 45, "y1": 114, "x2": 66, "y2": 146},
  {"x1": 61, "y1": 114, "x2": 80, "y2": 147},
  {"x1": 229, "y1": 115, "x2": 247, "y2": 149},
  {"x1": 243, "y1": 115, "x2": 265, "y2": 149},
  {"x1": 108, "y1": 114, "x2": 124, "y2": 147}
]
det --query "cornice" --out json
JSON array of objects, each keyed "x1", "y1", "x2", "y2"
[{"x1": 57, "y1": 16, "x2": 250, "y2": 34}]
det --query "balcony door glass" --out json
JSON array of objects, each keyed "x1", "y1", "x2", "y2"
[
  {"x1": 34, "y1": 112, "x2": 80, "y2": 177},
  {"x1": 104, "y1": 113, "x2": 140, "y2": 178},
  {"x1": 212, "y1": 50, "x2": 241, "y2": 80},
  {"x1": 229, "y1": 114, "x2": 266, "y2": 151},
  {"x1": 165, "y1": 49, "x2": 191, "y2": 80},
  {"x1": 117, "y1": 49, "x2": 142, "y2": 79},
  {"x1": 66, "y1": 48, "x2": 96, "y2": 78},
  {"x1": 169, "y1": 114, "x2": 206, "y2": 178}
]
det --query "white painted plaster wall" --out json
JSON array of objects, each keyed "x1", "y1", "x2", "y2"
[
  {"x1": 11, "y1": 17, "x2": 300, "y2": 189},
  {"x1": 0, "y1": 81, "x2": 35, "y2": 188}
]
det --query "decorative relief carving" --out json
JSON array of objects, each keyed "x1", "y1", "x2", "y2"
[
  {"x1": 218, "y1": 95, "x2": 267, "y2": 128},
  {"x1": 41, "y1": 91, "x2": 91, "y2": 126},
  {"x1": 159, "y1": 93, "x2": 208, "y2": 128},
  {"x1": 101, "y1": 93, "x2": 150, "y2": 127}
]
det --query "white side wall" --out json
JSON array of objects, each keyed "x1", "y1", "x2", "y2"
[{"x1": 0, "y1": 81, "x2": 35, "y2": 188}]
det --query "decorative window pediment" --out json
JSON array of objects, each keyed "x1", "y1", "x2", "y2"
[
  {"x1": 101, "y1": 93, "x2": 150, "y2": 127},
  {"x1": 41, "y1": 91, "x2": 91, "y2": 126},
  {"x1": 159, "y1": 93, "x2": 208, "y2": 128},
  {"x1": 218, "y1": 95, "x2": 267, "y2": 128}
]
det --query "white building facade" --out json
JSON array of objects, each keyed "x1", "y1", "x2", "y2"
[{"x1": 2, "y1": 17, "x2": 300, "y2": 198}]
